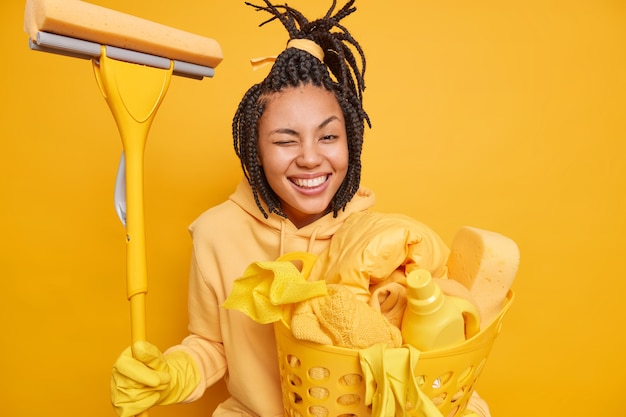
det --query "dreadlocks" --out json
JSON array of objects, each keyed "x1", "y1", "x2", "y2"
[{"x1": 233, "y1": 0, "x2": 370, "y2": 219}]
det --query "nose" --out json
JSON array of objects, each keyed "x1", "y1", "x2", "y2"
[{"x1": 296, "y1": 141, "x2": 323, "y2": 167}]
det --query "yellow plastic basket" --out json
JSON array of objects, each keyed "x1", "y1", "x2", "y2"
[{"x1": 274, "y1": 291, "x2": 514, "y2": 417}]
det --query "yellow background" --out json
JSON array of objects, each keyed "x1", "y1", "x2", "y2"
[{"x1": 1, "y1": 0, "x2": 625, "y2": 416}]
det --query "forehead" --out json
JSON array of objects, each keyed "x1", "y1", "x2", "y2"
[{"x1": 260, "y1": 84, "x2": 343, "y2": 125}]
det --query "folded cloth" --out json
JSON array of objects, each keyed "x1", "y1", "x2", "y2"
[
  {"x1": 368, "y1": 281, "x2": 407, "y2": 328},
  {"x1": 222, "y1": 252, "x2": 327, "y2": 324},
  {"x1": 308, "y1": 211, "x2": 450, "y2": 302},
  {"x1": 359, "y1": 343, "x2": 443, "y2": 417},
  {"x1": 291, "y1": 284, "x2": 402, "y2": 349}
]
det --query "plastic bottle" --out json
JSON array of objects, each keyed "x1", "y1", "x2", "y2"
[{"x1": 401, "y1": 269, "x2": 481, "y2": 351}]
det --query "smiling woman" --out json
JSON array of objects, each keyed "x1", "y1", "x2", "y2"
[{"x1": 257, "y1": 84, "x2": 349, "y2": 228}]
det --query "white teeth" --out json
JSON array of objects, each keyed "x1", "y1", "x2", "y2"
[{"x1": 293, "y1": 176, "x2": 328, "y2": 188}]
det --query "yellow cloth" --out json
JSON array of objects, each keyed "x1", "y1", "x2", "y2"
[
  {"x1": 369, "y1": 279, "x2": 407, "y2": 328},
  {"x1": 291, "y1": 284, "x2": 402, "y2": 348},
  {"x1": 309, "y1": 211, "x2": 450, "y2": 302},
  {"x1": 359, "y1": 343, "x2": 443, "y2": 417},
  {"x1": 221, "y1": 252, "x2": 327, "y2": 324}
]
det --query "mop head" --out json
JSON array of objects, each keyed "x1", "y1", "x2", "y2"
[{"x1": 25, "y1": 0, "x2": 223, "y2": 78}]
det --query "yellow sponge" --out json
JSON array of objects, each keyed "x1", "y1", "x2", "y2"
[{"x1": 447, "y1": 226, "x2": 519, "y2": 328}]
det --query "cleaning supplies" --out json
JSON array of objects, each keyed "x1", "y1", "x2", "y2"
[
  {"x1": 401, "y1": 269, "x2": 480, "y2": 351},
  {"x1": 446, "y1": 226, "x2": 519, "y2": 329},
  {"x1": 221, "y1": 252, "x2": 326, "y2": 324}
]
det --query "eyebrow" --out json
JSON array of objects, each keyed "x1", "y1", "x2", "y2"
[
  {"x1": 318, "y1": 115, "x2": 340, "y2": 129},
  {"x1": 268, "y1": 115, "x2": 341, "y2": 136}
]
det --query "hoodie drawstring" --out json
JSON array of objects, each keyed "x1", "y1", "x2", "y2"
[
  {"x1": 279, "y1": 220, "x2": 286, "y2": 256},
  {"x1": 307, "y1": 226, "x2": 320, "y2": 253},
  {"x1": 278, "y1": 220, "x2": 321, "y2": 256}
]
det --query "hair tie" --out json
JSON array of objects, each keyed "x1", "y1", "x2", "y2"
[
  {"x1": 250, "y1": 38, "x2": 324, "y2": 71},
  {"x1": 286, "y1": 39, "x2": 325, "y2": 62}
]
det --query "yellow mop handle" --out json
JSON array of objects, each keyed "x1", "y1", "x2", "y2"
[{"x1": 93, "y1": 47, "x2": 173, "y2": 417}]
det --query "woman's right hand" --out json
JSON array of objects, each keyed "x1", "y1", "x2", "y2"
[{"x1": 110, "y1": 341, "x2": 200, "y2": 417}]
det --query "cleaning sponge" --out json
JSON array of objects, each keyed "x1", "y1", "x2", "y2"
[{"x1": 446, "y1": 226, "x2": 519, "y2": 329}]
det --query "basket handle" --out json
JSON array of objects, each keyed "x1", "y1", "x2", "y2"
[{"x1": 276, "y1": 252, "x2": 318, "y2": 279}]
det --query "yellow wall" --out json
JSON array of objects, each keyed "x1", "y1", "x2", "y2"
[{"x1": 1, "y1": 0, "x2": 624, "y2": 416}]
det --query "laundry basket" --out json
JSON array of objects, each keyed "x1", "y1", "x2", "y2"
[{"x1": 274, "y1": 291, "x2": 514, "y2": 417}]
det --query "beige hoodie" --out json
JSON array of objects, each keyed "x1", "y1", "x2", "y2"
[{"x1": 169, "y1": 178, "x2": 376, "y2": 417}]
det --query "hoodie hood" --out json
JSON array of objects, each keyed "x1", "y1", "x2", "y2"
[{"x1": 229, "y1": 178, "x2": 376, "y2": 255}]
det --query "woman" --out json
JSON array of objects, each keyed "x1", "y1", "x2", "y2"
[{"x1": 110, "y1": 1, "x2": 489, "y2": 416}]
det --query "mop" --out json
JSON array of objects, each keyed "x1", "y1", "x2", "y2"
[{"x1": 24, "y1": 1, "x2": 223, "y2": 414}]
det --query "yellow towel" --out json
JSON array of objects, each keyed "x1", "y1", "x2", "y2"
[
  {"x1": 291, "y1": 284, "x2": 403, "y2": 349},
  {"x1": 359, "y1": 343, "x2": 443, "y2": 417},
  {"x1": 222, "y1": 252, "x2": 327, "y2": 324}
]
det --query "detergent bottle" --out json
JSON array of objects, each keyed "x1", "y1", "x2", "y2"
[{"x1": 401, "y1": 269, "x2": 481, "y2": 351}]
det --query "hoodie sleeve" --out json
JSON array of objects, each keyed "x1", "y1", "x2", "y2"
[{"x1": 165, "y1": 248, "x2": 228, "y2": 401}]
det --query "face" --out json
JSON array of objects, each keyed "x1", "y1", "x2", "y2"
[{"x1": 257, "y1": 84, "x2": 349, "y2": 228}]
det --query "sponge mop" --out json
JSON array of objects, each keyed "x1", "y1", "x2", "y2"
[
  {"x1": 25, "y1": 0, "x2": 223, "y2": 78},
  {"x1": 24, "y1": 5, "x2": 223, "y2": 414}
]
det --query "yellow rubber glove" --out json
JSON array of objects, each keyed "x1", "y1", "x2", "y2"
[{"x1": 110, "y1": 341, "x2": 201, "y2": 417}]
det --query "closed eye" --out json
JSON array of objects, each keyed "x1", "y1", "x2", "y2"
[
  {"x1": 273, "y1": 139, "x2": 296, "y2": 145},
  {"x1": 269, "y1": 128, "x2": 298, "y2": 145}
]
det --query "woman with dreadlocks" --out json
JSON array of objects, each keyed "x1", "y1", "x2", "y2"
[{"x1": 110, "y1": 1, "x2": 491, "y2": 417}]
